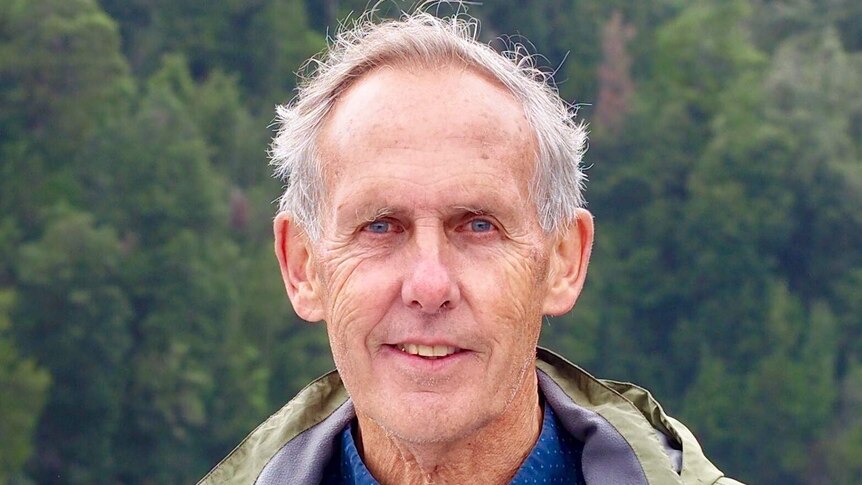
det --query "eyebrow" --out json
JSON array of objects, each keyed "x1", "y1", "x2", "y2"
[
  {"x1": 452, "y1": 205, "x2": 491, "y2": 215},
  {"x1": 334, "y1": 196, "x2": 520, "y2": 228},
  {"x1": 359, "y1": 206, "x2": 397, "y2": 222},
  {"x1": 347, "y1": 204, "x2": 496, "y2": 219},
  {"x1": 332, "y1": 202, "x2": 398, "y2": 229}
]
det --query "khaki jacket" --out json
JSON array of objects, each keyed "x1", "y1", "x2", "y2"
[{"x1": 199, "y1": 348, "x2": 743, "y2": 484}]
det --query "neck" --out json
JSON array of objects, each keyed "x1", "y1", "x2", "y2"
[{"x1": 357, "y1": 372, "x2": 543, "y2": 485}]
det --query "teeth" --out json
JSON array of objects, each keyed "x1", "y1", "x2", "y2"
[{"x1": 397, "y1": 344, "x2": 460, "y2": 358}]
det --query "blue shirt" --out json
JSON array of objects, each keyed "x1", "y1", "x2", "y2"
[{"x1": 321, "y1": 402, "x2": 585, "y2": 484}]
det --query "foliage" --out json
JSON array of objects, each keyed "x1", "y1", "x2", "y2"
[
  {"x1": 0, "y1": 0, "x2": 132, "y2": 161},
  {"x1": 0, "y1": 290, "x2": 50, "y2": 485},
  {"x1": 14, "y1": 208, "x2": 132, "y2": 483}
]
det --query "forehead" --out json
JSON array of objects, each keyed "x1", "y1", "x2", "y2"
[{"x1": 317, "y1": 64, "x2": 538, "y2": 192}]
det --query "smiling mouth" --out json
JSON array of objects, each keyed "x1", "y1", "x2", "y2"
[{"x1": 395, "y1": 343, "x2": 461, "y2": 359}]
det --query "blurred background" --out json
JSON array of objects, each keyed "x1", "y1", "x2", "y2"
[{"x1": 0, "y1": 0, "x2": 860, "y2": 483}]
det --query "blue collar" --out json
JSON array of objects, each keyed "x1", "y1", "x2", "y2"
[
  {"x1": 321, "y1": 402, "x2": 584, "y2": 484},
  {"x1": 509, "y1": 401, "x2": 585, "y2": 484}
]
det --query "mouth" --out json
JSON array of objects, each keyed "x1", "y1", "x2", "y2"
[{"x1": 393, "y1": 343, "x2": 462, "y2": 360}]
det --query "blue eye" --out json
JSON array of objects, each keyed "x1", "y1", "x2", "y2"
[
  {"x1": 366, "y1": 221, "x2": 391, "y2": 233},
  {"x1": 470, "y1": 219, "x2": 494, "y2": 232}
]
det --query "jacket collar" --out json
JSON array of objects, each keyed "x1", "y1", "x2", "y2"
[{"x1": 199, "y1": 347, "x2": 726, "y2": 484}]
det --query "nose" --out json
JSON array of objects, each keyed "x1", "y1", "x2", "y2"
[{"x1": 401, "y1": 232, "x2": 461, "y2": 313}]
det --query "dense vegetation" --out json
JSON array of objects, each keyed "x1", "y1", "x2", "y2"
[{"x1": 0, "y1": 0, "x2": 860, "y2": 483}]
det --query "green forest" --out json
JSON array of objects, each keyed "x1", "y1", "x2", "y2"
[{"x1": 1, "y1": 0, "x2": 860, "y2": 483}]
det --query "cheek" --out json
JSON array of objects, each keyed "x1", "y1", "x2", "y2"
[
  {"x1": 318, "y1": 250, "x2": 402, "y2": 350},
  {"x1": 500, "y1": 248, "x2": 548, "y2": 316},
  {"x1": 462, "y1": 246, "x2": 548, "y2": 342}
]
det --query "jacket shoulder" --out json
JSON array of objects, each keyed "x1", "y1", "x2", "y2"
[
  {"x1": 536, "y1": 347, "x2": 745, "y2": 485},
  {"x1": 197, "y1": 371, "x2": 348, "y2": 485}
]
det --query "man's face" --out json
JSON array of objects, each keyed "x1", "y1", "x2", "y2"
[{"x1": 298, "y1": 66, "x2": 563, "y2": 444}]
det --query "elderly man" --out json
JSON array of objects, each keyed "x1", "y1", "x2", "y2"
[{"x1": 199, "y1": 10, "x2": 742, "y2": 485}]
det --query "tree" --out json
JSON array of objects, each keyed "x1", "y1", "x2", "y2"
[
  {"x1": 14, "y1": 208, "x2": 132, "y2": 483},
  {"x1": 759, "y1": 28, "x2": 862, "y2": 304},
  {"x1": 594, "y1": 10, "x2": 636, "y2": 134},
  {"x1": 76, "y1": 57, "x2": 270, "y2": 482},
  {"x1": 0, "y1": 290, "x2": 50, "y2": 485},
  {"x1": 824, "y1": 361, "x2": 862, "y2": 484},
  {"x1": 98, "y1": 0, "x2": 323, "y2": 105},
  {"x1": 0, "y1": 0, "x2": 132, "y2": 161},
  {"x1": 0, "y1": 0, "x2": 133, "y2": 239}
]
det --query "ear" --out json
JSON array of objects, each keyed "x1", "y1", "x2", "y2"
[
  {"x1": 542, "y1": 208, "x2": 594, "y2": 316},
  {"x1": 274, "y1": 212, "x2": 325, "y2": 322}
]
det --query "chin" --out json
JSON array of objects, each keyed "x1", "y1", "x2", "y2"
[
  {"x1": 380, "y1": 416, "x2": 484, "y2": 446},
  {"x1": 369, "y1": 392, "x2": 491, "y2": 445}
]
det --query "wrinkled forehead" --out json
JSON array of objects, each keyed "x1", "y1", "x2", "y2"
[{"x1": 316, "y1": 62, "x2": 539, "y2": 192}]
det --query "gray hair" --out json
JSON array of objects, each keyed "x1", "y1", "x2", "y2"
[{"x1": 270, "y1": 9, "x2": 587, "y2": 240}]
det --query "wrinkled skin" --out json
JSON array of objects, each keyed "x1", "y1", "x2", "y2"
[{"x1": 275, "y1": 64, "x2": 593, "y2": 484}]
